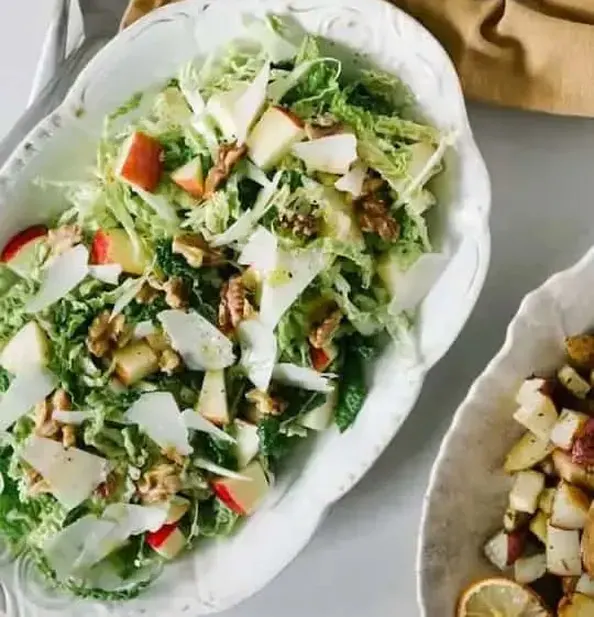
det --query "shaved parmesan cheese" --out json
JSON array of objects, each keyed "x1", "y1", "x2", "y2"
[
  {"x1": 125, "y1": 391, "x2": 192, "y2": 455},
  {"x1": 88, "y1": 264, "x2": 122, "y2": 286},
  {"x1": 207, "y1": 63, "x2": 270, "y2": 144},
  {"x1": 210, "y1": 170, "x2": 282, "y2": 247},
  {"x1": 20, "y1": 435, "x2": 109, "y2": 510},
  {"x1": 334, "y1": 162, "x2": 366, "y2": 197},
  {"x1": 45, "y1": 504, "x2": 167, "y2": 580},
  {"x1": 52, "y1": 410, "x2": 91, "y2": 425},
  {"x1": 182, "y1": 408, "x2": 236, "y2": 443},
  {"x1": 193, "y1": 457, "x2": 251, "y2": 480},
  {"x1": 260, "y1": 246, "x2": 330, "y2": 328},
  {"x1": 238, "y1": 226, "x2": 278, "y2": 275},
  {"x1": 379, "y1": 253, "x2": 447, "y2": 313},
  {"x1": 158, "y1": 309, "x2": 235, "y2": 370},
  {"x1": 0, "y1": 365, "x2": 57, "y2": 432},
  {"x1": 292, "y1": 134, "x2": 357, "y2": 175},
  {"x1": 130, "y1": 186, "x2": 179, "y2": 223},
  {"x1": 26, "y1": 245, "x2": 89, "y2": 314},
  {"x1": 133, "y1": 320, "x2": 157, "y2": 339},
  {"x1": 45, "y1": 515, "x2": 114, "y2": 580},
  {"x1": 245, "y1": 161, "x2": 272, "y2": 187},
  {"x1": 237, "y1": 318, "x2": 277, "y2": 390},
  {"x1": 272, "y1": 363, "x2": 335, "y2": 393},
  {"x1": 111, "y1": 275, "x2": 147, "y2": 319}
]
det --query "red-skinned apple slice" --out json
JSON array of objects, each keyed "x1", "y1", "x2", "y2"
[
  {"x1": 146, "y1": 523, "x2": 186, "y2": 559},
  {"x1": 212, "y1": 460, "x2": 268, "y2": 516},
  {"x1": 309, "y1": 342, "x2": 338, "y2": 372},
  {"x1": 90, "y1": 228, "x2": 147, "y2": 275},
  {"x1": 171, "y1": 157, "x2": 204, "y2": 198},
  {"x1": 117, "y1": 131, "x2": 163, "y2": 192},
  {"x1": 0, "y1": 225, "x2": 48, "y2": 265}
]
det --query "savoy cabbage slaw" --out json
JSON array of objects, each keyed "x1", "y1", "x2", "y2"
[{"x1": 0, "y1": 17, "x2": 450, "y2": 600}]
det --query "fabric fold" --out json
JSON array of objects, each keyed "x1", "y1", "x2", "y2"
[{"x1": 121, "y1": 0, "x2": 594, "y2": 117}]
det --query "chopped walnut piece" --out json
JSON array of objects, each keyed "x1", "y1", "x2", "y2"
[
  {"x1": 356, "y1": 198, "x2": 399, "y2": 242},
  {"x1": 137, "y1": 463, "x2": 182, "y2": 504},
  {"x1": 135, "y1": 282, "x2": 161, "y2": 305},
  {"x1": 204, "y1": 142, "x2": 247, "y2": 198},
  {"x1": 47, "y1": 224, "x2": 82, "y2": 256},
  {"x1": 34, "y1": 399, "x2": 59, "y2": 438},
  {"x1": 34, "y1": 388, "x2": 77, "y2": 447},
  {"x1": 145, "y1": 332, "x2": 170, "y2": 353},
  {"x1": 172, "y1": 234, "x2": 224, "y2": 268},
  {"x1": 162, "y1": 447, "x2": 186, "y2": 466},
  {"x1": 278, "y1": 211, "x2": 319, "y2": 239},
  {"x1": 163, "y1": 276, "x2": 189, "y2": 309},
  {"x1": 159, "y1": 348, "x2": 182, "y2": 375},
  {"x1": 246, "y1": 388, "x2": 286, "y2": 417},
  {"x1": 309, "y1": 309, "x2": 342, "y2": 349},
  {"x1": 566, "y1": 334, "x2": 594, "y2": 369},
  {"x1": 218, "y1": 275, "x2": 253, "y2": 332},
  {"x1": 86, "y1": 310, "x2": 132, "y2": 358}
]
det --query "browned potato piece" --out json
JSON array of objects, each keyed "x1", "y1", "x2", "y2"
[
  {"x1": 558, "y1": 593, "x2": 594, "y2": 616},
  {"x1": 113, "y1": 341, "x2": 159, "y2": 385},
  {"x1": 552, "y1": 450, "x2": 594, "y2": 491},
  {"x1": 566, "y1": 334, "x2": 594, "y2": 369},
  {"x1": 581, "y1": 504, "x2": 594, "y2": 576}
]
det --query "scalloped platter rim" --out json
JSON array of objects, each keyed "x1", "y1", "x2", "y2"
[{"x1": 0, "y1": 0, "x2": 490, "y2": 615}]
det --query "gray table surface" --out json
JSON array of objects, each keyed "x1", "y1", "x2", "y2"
[{"x1": 2, "y1": 9, "x2": 594, "y2": 613}]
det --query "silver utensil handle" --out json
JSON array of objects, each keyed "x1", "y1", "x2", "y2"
[
  {"x1": 0, "y1": 39, "x2": 98, "y2": 168},
  {"x1": 28, "y1": 0, "x2": 71, "y2": 105}
]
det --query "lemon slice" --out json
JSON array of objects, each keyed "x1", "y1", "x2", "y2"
[{"x1": 457, "y1": 577, "x2": 552, "y2": 617}]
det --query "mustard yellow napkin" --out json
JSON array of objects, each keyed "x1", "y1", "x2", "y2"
[{"x1": 122, "y1": 0, "x2": 594, "y2": 117}]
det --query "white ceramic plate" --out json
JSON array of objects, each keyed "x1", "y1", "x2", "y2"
[
  {"x1": 0, "y1": 0, "x2": 490, "y2": 615},
  {"x1": 416, "y1": 247, "x2": 594, "y2": 615}
]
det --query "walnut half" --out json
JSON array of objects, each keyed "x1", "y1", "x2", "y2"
[
  {"x1": 204, "y1": 142, "x2": 247, "y2": 198},
  {"x1": 86, "y1": 311, "x2": 132, "y2": 358},
  {"x1": 137, "y1": 462, "x2": 182, "y2": 504},
  {"x1": 218, "y1": 275, "x2": 254, "y2": 333}
]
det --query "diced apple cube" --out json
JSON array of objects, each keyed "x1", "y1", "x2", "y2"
[
  {"x1": 547, "y1": 524, "x2": 583, "y2": 576},
  {"x1": 538, "y1": 488, "x2": 556, "y2": 515},
  {"x1": 196, "y1": 370, "x2": 229, "y2": 426},
  {"x1": 576, "y1": 574, "x2": 594, "y2": 597},
  {"x1": 484, "y1": 529, "x2": 525, "y2": 570},
  {"x1": 0, "y1": 225, "x2": 48, "y2": 277},
  {"x1": 116, "y1": 131, "x2": 163, "y2": 192},
  {"x1": 551, "y1": 410, "x2": 590, "y2": 451},
  {"x1": 309, "y1": 342, "x2": 338, "y2": 373},
  {"x1": 551, "y1": 482, "x2": 590, "y2": 530},
  {"x1": 234, "y1": 419, "x2": 259, "y2": 469},
  {"x1": 146, "y1": 523, "x2": 186, "y2": 559},
  {"x1": 113, "y1": 341, "x2": 159, "y2": 386},
  {"x1": 553, "y1": 449, "x2": 594, "y2": 491},
  {"x1": 509, "y1": 470, "x2": 545, "y2": 514},
  {"x1": 516, "y1": 377, "x2": 548, "y2": 407},
  {"x1": 558, "y1": 365, "x2": 591, "y2": 399},
  {"x1": 212, "y1": 460, "x2": 268, "y2": 516},
  {"x1": 0, "y1": 321, "x2": 48, "y2": 374},
  {"x1": 504, "y1": 432, "x2": 553, "y2": 473},
  {"x1": 514, "y1": 552, "x2": 547, "y2": 584},
  {"x1": 90, "y1": 228, "x2": 148, "y2": 275},
  {"x1": 247, "y1": 106, "x2": 305, "y2": 170},
  {"x1": 171, "y1": 156, "x2": 204, "y2": 198},
  {"x1": 530, "y1": 510, "x2": 549, "y2": 544}
]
